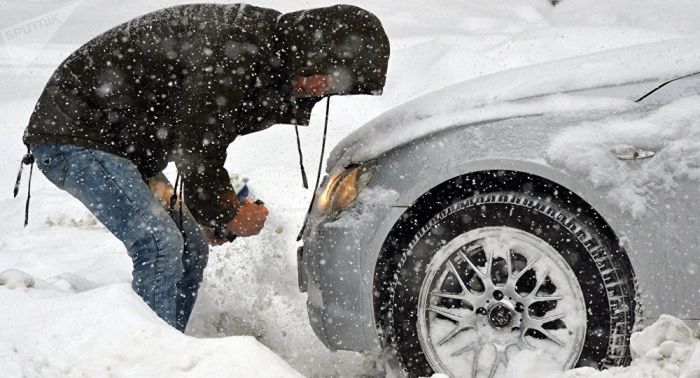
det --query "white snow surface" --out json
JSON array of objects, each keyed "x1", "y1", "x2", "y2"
[
  {"x1": 547, "y1": 96, "x2": 700, "y2": 217},
  {"x1": 324, "y1": 186, "x2": 399, "y2": 230},
  {"x1": 0, "y1": 269, "x2": 36, "y2": 289},
  {"x1": 427, "y1": 315, "x2": 700, "y2": 378},
  {"x1": 510, "y1": 315, "x2": 700, "y2": 378},
  {"x1": 1, "y1": 276, "x2": 302, "y2": 377},
  {"x1": 2, "y1": 0, "x2": 700, "y2": 377}
]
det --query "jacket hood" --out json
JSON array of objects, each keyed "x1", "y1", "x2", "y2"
[
  {"x1": 237, "y1": 4, "x2": 391, "y2": 133},
  {"x1": 275, "y1": 4, "x2": 390, "y2": 97}
]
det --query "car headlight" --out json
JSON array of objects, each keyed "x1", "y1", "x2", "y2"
[{"x1": 315, "y1": 162, "x2": 376, "y2": 219}]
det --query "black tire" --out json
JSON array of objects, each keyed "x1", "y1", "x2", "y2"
[{"x1": 383, "y1": 191, "x2": 635, "y2": 377}]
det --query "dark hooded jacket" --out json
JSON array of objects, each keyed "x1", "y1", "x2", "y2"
[{"x1": 23, "y1": 3, "x2": 389, "y2": 227}]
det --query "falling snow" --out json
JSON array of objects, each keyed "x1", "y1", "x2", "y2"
[{"x1": 1, "y1": 0, "x2": 699, "y2": 377}]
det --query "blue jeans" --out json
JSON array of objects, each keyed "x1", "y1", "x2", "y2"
[{"x1": 31, "y1": 143, "x2": 209, "y2": 331}]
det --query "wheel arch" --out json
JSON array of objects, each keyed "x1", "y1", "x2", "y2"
[{"x1": 372, "y1": 168, "x2": 637, "y2": 348}]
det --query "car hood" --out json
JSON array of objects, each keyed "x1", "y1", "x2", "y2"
[{"x1": 327, "y1": 37, "x2": 700, "y2": 169}]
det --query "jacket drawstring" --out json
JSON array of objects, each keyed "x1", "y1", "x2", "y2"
[
  {"x1": 170, "y1": 173, "x2": 180, "y2": 212},
  {"x1": 297, "y1": 96, "x2": 331, "y2": 241},
  {"x1": 178, "y1": 176, "x2": 186, "y2": 248},
  {"x1": 14, "y1": 146, "x2": 35, "y2": 227},
  {"x1": 294, "y1": 126, "x2": 309, "y2": 189},
  {"x1": 169, "y1": 172, "x2": 188, "y2": 249}
]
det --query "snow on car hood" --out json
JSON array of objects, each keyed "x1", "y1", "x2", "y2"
[{"x1": 328, "y1": 37, "x2": 700, "y2": 168}]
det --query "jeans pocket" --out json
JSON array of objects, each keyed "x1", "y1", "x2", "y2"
[{"x1": 32, "y1": 144, "x2": 68, "y2": 189}]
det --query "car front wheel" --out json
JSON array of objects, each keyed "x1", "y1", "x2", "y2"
[{"x1": 385, "y1": 191, "x2": 635, "y2": 377}]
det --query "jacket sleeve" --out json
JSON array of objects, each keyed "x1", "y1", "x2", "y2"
[
  {"x1": 173, "y1": 124, "x2": 240, "y2": 228},
  {"x1": 170, "y1": 4, "x2": 276, "y2": 227}
]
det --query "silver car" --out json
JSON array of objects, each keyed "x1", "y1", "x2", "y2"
[{"x1": 298, "y1": 38, "x2": 700, "y2": 377}]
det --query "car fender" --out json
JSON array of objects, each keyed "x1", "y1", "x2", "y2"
[{"x1": 360, "y1": 116, "x2": 680, "y2": 331}]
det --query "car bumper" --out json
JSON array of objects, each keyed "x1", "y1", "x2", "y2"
[{"x1": 298, "y1": 201, "x2": 401, "y2": 352}]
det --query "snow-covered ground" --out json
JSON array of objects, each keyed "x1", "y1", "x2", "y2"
[
  {"x1": 0, "y1": 270, "x2": 302, "y2": 377},
  {"x1": 1, "y1": 0, "x2": 699, "y2": 377}
]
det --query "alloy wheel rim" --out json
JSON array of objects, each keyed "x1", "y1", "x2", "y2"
[{"x1": 416, "y1": 227, "x2": 587, "y2": 378}]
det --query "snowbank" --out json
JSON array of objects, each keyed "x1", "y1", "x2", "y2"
[
  {"x1": 426, "y1": 315, "x2": 699, "y2": 377},
  {"x1": 0, "y1": 269, "x2": 36, "y2": 289},
  {"x1": 549, "y1": 0, "x2": 700, "y2": 36},
  {"x1": 0, "y1": 272, "x2": 302, "y2": 377},
  {"x1": 563, "y1": 315, "x2": 700, "y2": 378}
]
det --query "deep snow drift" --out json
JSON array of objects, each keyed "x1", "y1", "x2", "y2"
[
  {"x1": 563, "y1": 315, "x2": 699, "y2": 378},
  {"x1": 0, "y1": 270, "x2": 302, "y2": 377},
  {"x1": 486, "y1": 315, "x2": 700, "y2": 378},
  {"x1": 429, "y1": 315, "x2": 700, "y2": 377},
  {"x1": 1, "y1": 0, "x2": 699, "y2": 377}
]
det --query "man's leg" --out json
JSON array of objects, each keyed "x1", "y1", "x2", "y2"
[
  {"x1": 146, "y1": 173, "x2": 211, "y2": 332},
  {"x1": 170, "y1": 206, "x2": 209, "y2": 332},
  {"x1": 32, "y1": 143, "x2": 184, "y2": 327}
]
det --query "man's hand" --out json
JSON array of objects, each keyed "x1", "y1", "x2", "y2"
[
  {"x1": 226, "y1": 200, "x2": 269, "y2": 237},
  {"x1": 202, "y1": 228, "x2": 228, "y2": 246}
]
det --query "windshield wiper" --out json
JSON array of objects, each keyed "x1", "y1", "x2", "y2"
[{"x1": 635, "y1": 71, "x2": 700, "y2": 102}]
